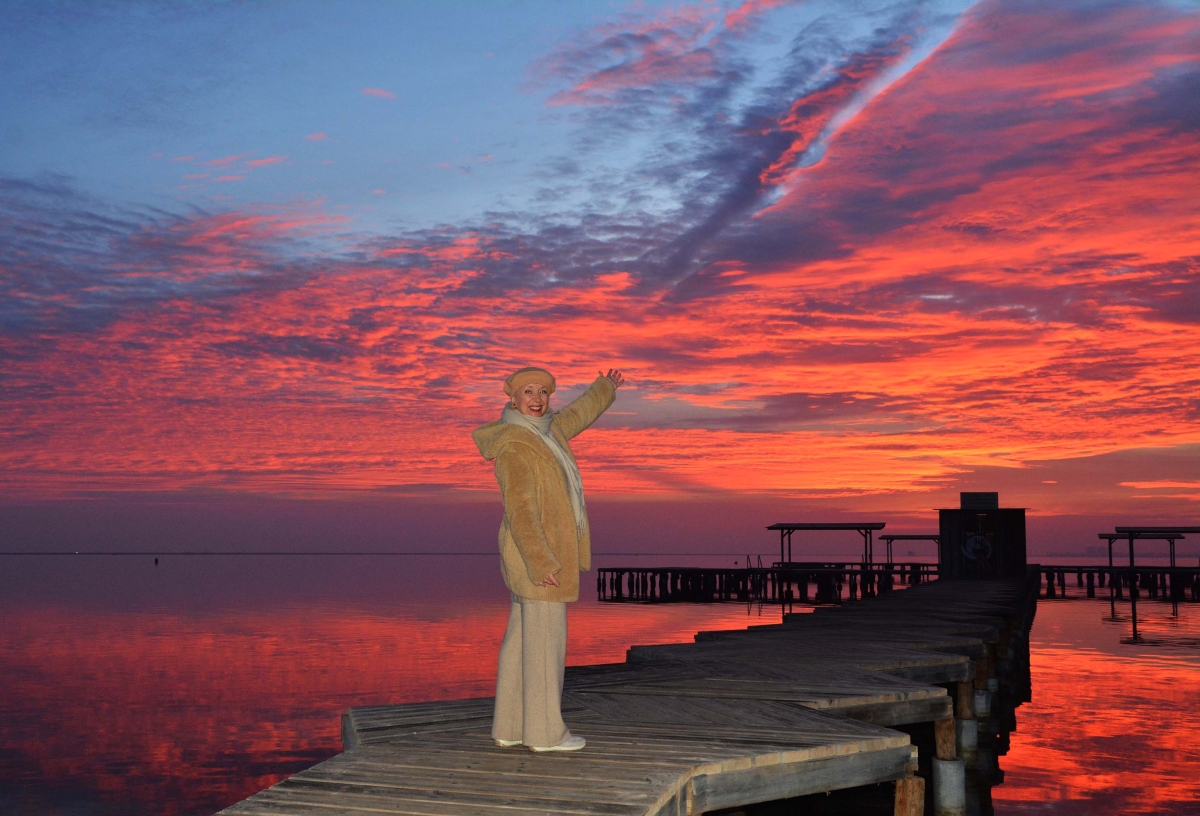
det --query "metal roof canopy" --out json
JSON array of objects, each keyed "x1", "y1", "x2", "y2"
[
  {"x1": 766, "y1": 522, "x2": 886, "y2": 565},
  {"x1": 1114, "y1": 526, "x2": 1200, "y2": 534},
  {"x1": 1101, "y1": 526, "x2": 1199, "y2": 568},
  {"x1": 879, "y1": 534, "x2": 940, "y2": 564}
]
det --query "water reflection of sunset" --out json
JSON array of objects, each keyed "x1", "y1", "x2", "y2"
[
  {"x1": 5, "y1": 565, "x2": 1200, "y2": 815},
  {"x1": 994, "y1": 601, "x2": 1200, "y2": 814},
  {"x1": 0, "y1": 601, "x2": 760, "y2": 815}
]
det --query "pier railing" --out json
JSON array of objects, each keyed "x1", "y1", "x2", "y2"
[{"x1": 597, "y1": 561, "x2": 939, "y2": 604}]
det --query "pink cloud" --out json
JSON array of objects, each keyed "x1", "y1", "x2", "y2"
[
  {"x1": 306, "y1": 132, "x2": 327, "y2": 141},
  {"x1": 204, "y1": 154, "x2": 249, "y2": 167},
  {"x1": 547, "y1": 29, "x2": 718, "y2": 107},
  {"x1": 214, "y1": 175, "x2": 245, "y2": 182},
  {"x1": 723, "y1": 0, "x2": 793, "y2": 32},
  {"x1": 537, "y1": 1, "x2": 796, "y2": 108},
  {"x1": 246, "y1": 156, "x2": 286, "y2": 168},
  {"x1": 361, "y1": 87, "x2": 397, "y2": 100}
]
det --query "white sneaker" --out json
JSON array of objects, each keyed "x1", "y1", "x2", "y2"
[
  {"x1": 493, "y1": 738, "x2": 522, "y2": 748},
  {"x1": 530, "y1": 735, "x2": 586, "y2": 752}
]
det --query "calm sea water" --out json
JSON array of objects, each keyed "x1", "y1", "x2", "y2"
[{"x1": 1, "y1": 554, "x2": 1197, "y2": 815}]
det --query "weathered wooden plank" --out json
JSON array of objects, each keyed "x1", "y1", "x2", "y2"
[
  {"x1": 228, "y1": 787, "x2": 644, "y2": 816},
  {"x1": 812, "y1": 695, "x2": 953, "y2": 726},
  {"x1": 688, "y1": 745, "x2": 912, "y2": 813},
  {"x1": 255, "y1": 778, "x2": 652, "y2": 815},
  {"x1": 295, "y1": 766, "x2": 673, "y2": 803}
]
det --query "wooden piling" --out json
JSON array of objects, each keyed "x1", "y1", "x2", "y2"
[
  {"x1": 894, "y1": 774, "x2": 925, "y2": 816},
  {"x1": 956, "y1": 682, "x2": 975, "y2": 719},
  {"x1": 935, "y1": 717, "x2": 957, "y2": 760}
]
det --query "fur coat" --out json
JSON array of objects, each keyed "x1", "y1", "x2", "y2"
[{"x1": 473, "y1": 376, "x2": 616, "y2": 602}]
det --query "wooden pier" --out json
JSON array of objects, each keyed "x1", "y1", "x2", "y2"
[
  {"x1": 597, "y1": 563, "x2": 940, "y2": 605},
  {"x1": 218, "y1": 574, "x2": 1035, "y2": 816}
]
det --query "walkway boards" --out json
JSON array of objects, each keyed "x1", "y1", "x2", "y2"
[
  {"x1": 218, "y1": 577, "x2": 1033, "y2": 816},
  {"x1": 223, "y1": 695, "x2": 910, "y2": 816}
]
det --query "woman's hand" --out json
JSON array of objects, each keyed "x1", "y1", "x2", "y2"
[
  {"x1": 600, "y1": 369, "x2": 625, "y2": 388},
  {"x1": 539, "y1": 572, "x2": 561, "y2": 588}
]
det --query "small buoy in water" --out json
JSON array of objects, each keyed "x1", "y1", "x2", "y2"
[{"x1": 154, "y1": 557, "x2": 159, "y2": 566}]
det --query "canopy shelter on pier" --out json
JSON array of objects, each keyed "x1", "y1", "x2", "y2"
[
  {"x1": 879, "y1": 534, "x2": 940, "y2": 564},
  {"x1": 1102, "y1": 526, "x2": 1200, "y2": 568},
  {"x1": 767, "y1": 522, "x2": 886, "y2": 566},
  {"x1": 1097, "y1": 534, "x2": 1177, "y2": 568}
]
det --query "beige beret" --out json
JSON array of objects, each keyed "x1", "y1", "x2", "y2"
[{"x1": 504, "y1": 366, "x2": 556, "y2": 396}]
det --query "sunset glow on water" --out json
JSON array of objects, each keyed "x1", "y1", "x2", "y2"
[
  {"x1": 2, "y1": 556, "x2": 1198, "y2": 815},
  {"x1": 0, "y1": 555, "x2": 767, "y2": 815},
  {"x1": 995, "y1": 599, "x2": 1200, "y2": 815}
]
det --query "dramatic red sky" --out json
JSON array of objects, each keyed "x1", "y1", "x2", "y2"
[{"x1": 2, "y1": 0, "x2": 1198, "y2": 550}]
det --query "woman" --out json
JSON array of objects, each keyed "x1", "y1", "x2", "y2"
[{"x1": 473, "y1": 365, "x2": 624, "y2": 752}]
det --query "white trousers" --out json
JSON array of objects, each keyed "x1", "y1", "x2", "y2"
[{"x1": 492, "y1": 597, "x2": 569, "y2": 749}]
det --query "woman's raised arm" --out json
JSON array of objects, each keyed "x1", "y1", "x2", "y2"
[{"x1": 553, "y1": 369, "x2": 624, "y2": 439}]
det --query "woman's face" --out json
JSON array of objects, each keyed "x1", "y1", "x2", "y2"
[{"x1": 514, "y1": 383, "x2": 551, "y2": 417}]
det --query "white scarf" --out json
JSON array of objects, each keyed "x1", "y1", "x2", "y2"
[{"x1": 501, "y1": 406, "x2": 587, "y2": 538}]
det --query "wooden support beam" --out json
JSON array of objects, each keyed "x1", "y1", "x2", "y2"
[
  {"x1": 894, "y1": 775, "x2": 925, "y2": 816},
  {"x1": 956, "y1": 682, "x2": 975, "y2": 719},
  {"x1": 935, "y1": 717, "x2": 957, "y2": 761},
  {"x1": 973, "y1": 655, "x2": 992, "y2": 691}
]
